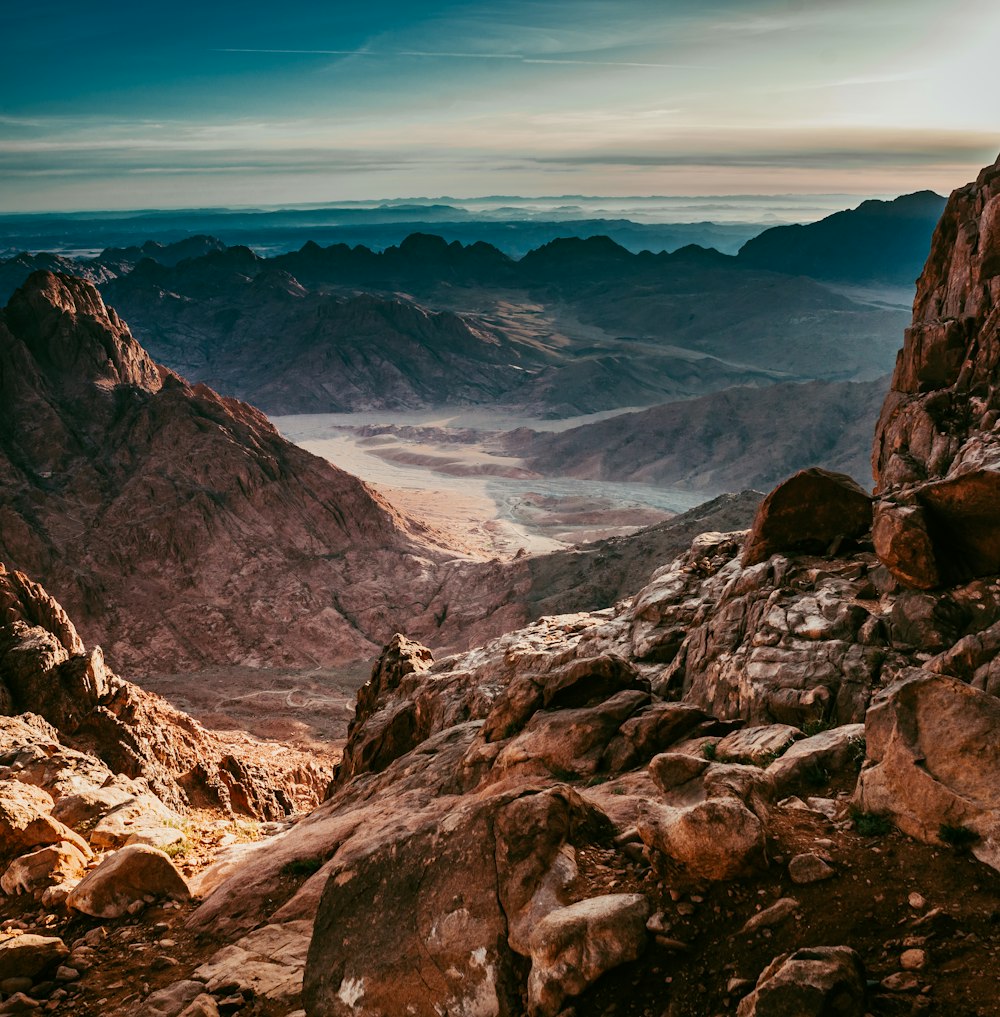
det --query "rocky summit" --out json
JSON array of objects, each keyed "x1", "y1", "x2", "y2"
[{"x1": 4, "y1": 158, "x2": 1000, "y2": 1017}]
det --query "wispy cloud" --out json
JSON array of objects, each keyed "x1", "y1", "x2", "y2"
[{"x1": 216, "y1": 47, "x2": 709, "y2": 69}]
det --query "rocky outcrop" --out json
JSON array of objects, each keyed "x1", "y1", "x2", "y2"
[
  {"x1": 0, "y1": 561, "x2": 324, "y2": 818},
  {"x1": 855, "y1": 671, "x2": 1000, "y2": 869},
  {"x1": 741, "y1": 468, "x2": 872, "y2": 567},
  {"x1": 872, "y1": 155, "x2": 1000, "y2": 588}
]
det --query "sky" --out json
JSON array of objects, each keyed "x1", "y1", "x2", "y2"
[{"x1": 3, "y1": 0, "x2": 999, "y2": 212}]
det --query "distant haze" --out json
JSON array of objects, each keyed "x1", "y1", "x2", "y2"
[{"x1": 3, "y1": 0, "x2": 999, "y2": 211}]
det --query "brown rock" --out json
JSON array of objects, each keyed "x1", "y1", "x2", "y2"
[
  {"x1": 787, "y1": 852, "x2": 836, "y2": 885},
  {"x1": 715, "y1": 724, "x2": 801, "y2": 765},
  {"x1": 742, "y1": 468, "x2": 873, "y2": 567},
  {"x1": 0, "y1": 934, "x2": 69, "y2": 980},
  {"x1": 495, "y1": 786, "x2": 615, "y2": 955},
  {"x1": 740, "y1": 897, "x2": 799, "y2": 934},
  {"x1": 1, "y1": 841, "x2": 88, "y2": 897},
  {"x1": 737, "y1": 946, "x2": 866, "y2": 1016},
  {"x1": 637, "y1": 796, "x2": 766, "y2": 881},
  {"x1": 766, "y1": 724, "x2": 865, "y2": 795},
  {"x1": 872, "y1": 501, "x2": 941, "y2": 589},
  {"x1": 66, "y1": 844, "x2": 190, "y2": 918},
  {"x1": 856, "y1": 671, "x2": 1000, "y2": 870},
  {"x1": 526, "y1": 894, "x2": 649, "y2": 1017}
]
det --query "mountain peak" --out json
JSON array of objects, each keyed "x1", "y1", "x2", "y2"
[{"x1": 4, "y1": 271, "x2": 162, "y2": 393}]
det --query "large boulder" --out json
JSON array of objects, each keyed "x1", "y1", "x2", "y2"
[
  {"x1": 855, "y1": 671, "x2": 1000, "y2": 870},
  {"x1": 1, "y1": 840, "x2": 88, "y2": 897},
  {"x1": 526, "y1": 894, "x2": 649, "y2": 1017},
  {"x1": 637, "y1": 796, "x2": 766, "y2": 881},
  {"x1": 303, "y1": 794, "x2": 516, "y2": 1017},
  {"x1": 737, "y1": 946, "x2": 866, "y2": 1016},
  {"x1": 742, "y1": 469, "x2": 873, "y2": 568},
  {"x1": 766, "y1": 724, "x2": 865, "y2": 795},
  {"x1": 0, "y1": 934, "x2": 69, "y2": 980},
  {"x1": 66, "y1": 843, "x2": 190, "y2": 918}
]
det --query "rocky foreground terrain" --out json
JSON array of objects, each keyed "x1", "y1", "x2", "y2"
[{"x1": 3, "y1": 156, "x2": 1000, "y2": 1016}]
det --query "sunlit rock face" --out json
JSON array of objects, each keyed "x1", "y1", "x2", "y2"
[{"x1": 873, "y1": 154, "x2": 1000, "y2": 588}]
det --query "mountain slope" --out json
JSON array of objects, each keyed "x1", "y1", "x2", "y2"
[
  {"x1": 509, "y1": 377, "x2": 886, "y2": 493},
  {"x1": 737, "y1": 190, "x2": 946, "y2": 285},
  {"x1": 0, "y1": 271, "x2": 452, "y2": 672}
]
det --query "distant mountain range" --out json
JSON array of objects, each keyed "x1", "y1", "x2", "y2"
[
  {"x1": 82, "y1": 229, "x2": 905, "y2": 415},
  {"x1": 737, "y1": 190, "x2": 946, "y2": 285}
]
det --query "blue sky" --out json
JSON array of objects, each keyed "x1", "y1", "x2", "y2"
[{"x1": 3, "y1": 0, "x2": 998, "y2": 211}]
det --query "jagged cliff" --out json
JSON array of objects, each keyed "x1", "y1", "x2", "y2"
[{"x1": 873, "y1": 156, "x2": 1000, "y2": 588}]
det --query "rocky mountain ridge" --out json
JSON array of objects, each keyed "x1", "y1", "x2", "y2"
[
  {"x1": 737, "y1": 190, "x2": 947, "y2": 285},
  {"x1": 0, "y1": 271, "x2": 460, "y2": 673},
  {"x1": 99, "y1": 231, "x2": 906, "y2": 416}
]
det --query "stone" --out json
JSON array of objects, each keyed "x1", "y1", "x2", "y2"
[
  {"x1": 637, "y1": 797, "x2": 766, "y2": 881},
  {"x1": 303, "y1": 795, "x2": 514, "y2": 1017},
  {"x1": 648, "y1": 752, "x2": 709, "y2": 794},
  {"x1": 0, "y1": 935, "x2": 68, "y2": 980},
  {"x1": 178, "y1": 997, "x2": 221, "y2": 1017},
  {"x1": 742, "y1": 468, "x2": 873, "y2": 568},
  {"x1": 881, "y1": 971, "x2": 919, "y2": 992},
  {"x1": 788, "y1": 853, "x2": 835, "y2": 884},
  {"x1": 88, "y1": 794, "x2": 183, "y2": 850},
  {"x1": 715, "y1": 725, "x2": 801, "y2": 765},
  {"x1": 908, "y1": 892, "x2": 927, "y2": 910},
  {"x1": 741, "y1": 898, "x2": 799, "y2": 934},
  {"x1": 526, "y1": 894, "x2": 649, "y2": 1017},
  {"x1": 0, "y1": 841, "x2": 88, "y2": 897},
  {"x1": 900, "y1": 948, "x2": 927, "y2": 970},
  {"x1": 0, "y1": 993, "x2": 40, "y2": 1014},
  {"x1": 871, "y1": 501, "x2": 940, "y2": 590},
  {"x1": 855, "y1": 672, "x2": 1000, "y2": 871},
  {"x1": 0, "y1": 979, "x2": 32, "y2": 995},
  {"x1": 766, "y1": 724, "x2": 865, "y2": 795},
  {"x1": 193, "y1": 920, "x2": 310, "y2": 1009},
  {"x1": 0, "y1": 782, "x2": 87, "y2": 861},
  {"x1": 736, "y1": 946, "x2": 867, "y2": 1016},
  {"x1": 494, "y1": 786, "x2": 615, "y2": 956},
  {"x1": 66, "y1": 844, "x2": 190, "y2": 918},
  {"x1": 141, "y1": 980, "x2": 208, "y2": 1017}
]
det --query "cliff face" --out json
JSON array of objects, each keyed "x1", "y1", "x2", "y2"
[
  {"x1": 0, "y1": 561, "x2": 323, "y2": 817},
  {"x1": 872, "y1": 155, "x2": 1000, "y2": 588},
  {"x1": 0, "y1": 272, "x2": 446, "y2": 672}
]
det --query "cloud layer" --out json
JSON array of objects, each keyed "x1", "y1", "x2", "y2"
[{"x1": 3, "y1": 0, "x2": 999, "y2": 210}]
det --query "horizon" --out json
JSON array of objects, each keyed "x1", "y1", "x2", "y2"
[{"x1": 4, "y1": 0, "x2": 999, "y2": 213}]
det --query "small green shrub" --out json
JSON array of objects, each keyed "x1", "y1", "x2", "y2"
[
  {"x1": 848, "y1": 736, "x2": 867, "y2": 768},
  {"x1": 803, "y1": 762, "x2": 830, "y2": 788},
  {"x1": 803, "y1": 717, "x2": 834, "y2": 738},
  {"x1": 164, "y1": 840, "x2": 187, "y2": 859},
  {"x1": 850, "y1": 808, "x2": 892, "y2": 837},
  {"x1": 939, "y1": 823, "x2": 980, "y2": 850},
  {"x1": 281, "y1": 857, "x2": 324, "y2": 878},
  {"x1": 701, "y1": 742, "x2": 718, "y2": 761}
]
